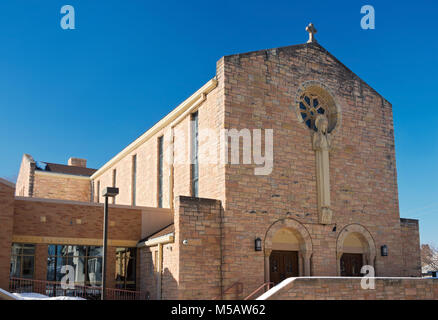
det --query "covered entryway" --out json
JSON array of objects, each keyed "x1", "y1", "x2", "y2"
[
  {"x1": 264, "y1": 219, "x2": 313, "y2": 283},
  {"x1": 336, "y1": 224, "x2": 376, "y2": 276},
  {"x1": 269, "y1": 250, "x2": 299, "y2": 285}
]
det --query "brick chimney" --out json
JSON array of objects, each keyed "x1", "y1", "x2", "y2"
[{"x1": 68, "y1": 157, "x2": 87, "y2": 168}]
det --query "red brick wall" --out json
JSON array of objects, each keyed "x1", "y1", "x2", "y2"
[
  {"x1": 260, "y1": 277, "x2": 438, "y2": 300},
  {"x1": 0, "y1": 180, "x2": 15, "y2": 290}
]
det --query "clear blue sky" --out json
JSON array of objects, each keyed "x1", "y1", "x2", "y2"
[{"x1": 0, "y1": 0, "x2": 437, "y2": 244}]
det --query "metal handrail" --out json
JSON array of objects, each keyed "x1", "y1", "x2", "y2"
[
  {"x1": 244, "y1": 282, "x2": 274, "y2": 300},
  {"x1": 9, "y1": 277, "x2": 146, "y2": 300}
]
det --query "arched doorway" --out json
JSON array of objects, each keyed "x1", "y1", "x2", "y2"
[
  {"x1": 264, "y1": 219, "x2": 313, "y2": 284},
  {"x1": 336, "y1": 224, "x2": 376, "y2": 276}
]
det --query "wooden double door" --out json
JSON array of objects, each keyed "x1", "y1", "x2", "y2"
[
  {"x1": 340, "y1": 253, "x2": 363, "y2": 276},
  {"x1": 269, "y1": 250, "x2": 299, "y2": 285}
]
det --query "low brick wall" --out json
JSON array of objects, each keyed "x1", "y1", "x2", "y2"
[{"x1": 257, "y1": 277, "x2": 438, "y2": 300}]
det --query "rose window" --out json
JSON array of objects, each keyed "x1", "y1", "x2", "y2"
[{"x1": 299, "y1": 93, "x2": 328, "y2": 132}]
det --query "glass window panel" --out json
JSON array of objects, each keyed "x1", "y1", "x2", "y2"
[
  {"x1": 87, "y1": 257, "x2": 102, "y2": 287},
  {"x1": 126, "y1": 258, "x2": 135, "y2": 282},
  {"x1": 11, "y1": 243, "x2": 22, "y2": 255},
  {"x1": 55, "y1": 255, "x2": 64, "y2": 281},
  {"x1": 21, "y1": 256, "x2": 34, "y2": 279},
  {"x1": 10, "y1": 255, "x2": 21, "y2": 278},
  {"x1": 48, "y1": 245, "x2": 56, "y2": 257},
  {"x1": 72, "y1": 256, "x2": 86, "y2": 285},
  {"x1": 88, "y1": 246, "x2": 102, "y2": 257},
  {"x1": 22, "y1": 244, "x2": 35, "y2": 255},
  {"x1": 73, "y1": 245, "x2": 87, "y2": 257},
  {"x1": 158, "y1": 136, "x2": 164, "y2": 208},
  {"x1": 47, "y1": 256, "x2": 56, "y2": 281}
]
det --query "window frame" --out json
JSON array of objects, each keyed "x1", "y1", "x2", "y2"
[
  {"x1": 132, "y1": 155, "x2": 137, "y2": 206},
  {"x1": 190, "y1": 111, "x2": 199, "y2": 197},
  {"x1": 10, "y1": 243, "x2": 35, "y2": 279},
  {"x1": 114, "y1": 247, "x2": 137, "y2": 290},
  {"x1": 46, "y1": 245, "x2": 103, "y2": 287},
  {"x1": 157, "y1": 135, "x2": 164, "y2": 208}
]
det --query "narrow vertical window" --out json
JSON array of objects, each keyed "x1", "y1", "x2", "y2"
[
  {"x1": 158, "y1": 136, "x2": 164, "y2": 208},
  {"x1": 112, "y1": 169, "x2": 117, "y2": 204},
  {"x1": 97, "y1": 181, "x2": 100, "y2": 203},
  {"x1": 191, "y1": 111, "x2": 199, "y2": 197},
  {"x1": 132, "y1": 155, "x2": 137, "y2": 206}
]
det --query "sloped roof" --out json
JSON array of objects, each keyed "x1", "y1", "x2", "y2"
[
  {"x1": 138, "y1": 223, "x2": 175, "y2": 243},
  {"x1": 0, "y1": 178, "x2": 15, "y2": 189},
  {"x1": 35, "y1": 162, "x2": 97, "y2": 177}
]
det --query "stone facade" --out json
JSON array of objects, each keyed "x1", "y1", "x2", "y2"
[
  {"x1": 219, "y1": 42, "x2": 419, "y2": 297},
  {"x1": 258, "y1": 277, "x2": 438, "y2": 300},
  {"x1": 400, "y1": 218, "x2": 422, "y2": 277},
  {"x1": 32, "y1": 173, "x2": 91, "y2": 202}
]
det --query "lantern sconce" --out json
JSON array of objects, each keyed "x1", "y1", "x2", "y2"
[
  {"x1": 255, "y1": 238, "x2": 262, "y2": 251},
  {"x1": 381, "y1": 245, "x2": 388, "y2": 257}
]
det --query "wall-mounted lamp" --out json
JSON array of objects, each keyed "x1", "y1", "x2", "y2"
[
  {"x1": 255, "y1": 238, "x2": 262, "y2": 251},
  {"x1": 381, "y1": 245, "x2": 388, "y2": 256}
]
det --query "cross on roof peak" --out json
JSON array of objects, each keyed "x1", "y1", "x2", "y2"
[{"x1": 306, "y1": 23, "x2": 317, "y2": 43}]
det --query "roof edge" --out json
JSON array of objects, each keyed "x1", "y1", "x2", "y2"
[
  {"x1": 223, "y1": 42, "x2": 391, "y2": 105},
  {"x1": 91, "y1": 78, "x2": 218, "y2": 180},
  {"x1": 0, "y1": 178, "x2": 15, "y2": 189}
]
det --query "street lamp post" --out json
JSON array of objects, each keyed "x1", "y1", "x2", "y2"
[{"x1": 101, "y1": 187, "x2": 119, "y2": 300}]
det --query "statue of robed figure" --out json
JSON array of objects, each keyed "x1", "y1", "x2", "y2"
[{"x1": 312, "y1": 114, "x2": 333, "y2": 224}]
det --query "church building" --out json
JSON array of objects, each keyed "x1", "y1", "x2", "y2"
[{"x1": 0, "y1": 25, "x2": 424, "y2": 300}]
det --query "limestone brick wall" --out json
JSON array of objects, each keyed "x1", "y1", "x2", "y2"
[
  {"x1": 139, "y1": 243, "x2": 179, "y2": 300},
  {"x1": 0, "y1": 180, "x2": 15, "y2": 290},
  {"x1": 13, "y1": 198, "x2": 141, "y2": 241},
  {"x1": 161, "y1": 242, "x2": 179, "y2": 299},
  {"x1": 92, "y1": 75, "x2": 224, "y2": 209},
  {"x1": 259, "y1": 277, "x2": 438, "y2": 300},
  {"x1": 174, "y1": 196, "x2": 222, "y2": 300},
  {"x1": 33, "y1": 173, "x2": 91, "y2": 202},
  {"x1": 15, "y1": 154, "x2": 35, "y2": 197},
  {"x1": 220, "y1": 42, "x2": 406, "y2": 297},
  {"x1": 400, "y1": 218, "x2": 421, "y2": 277}
]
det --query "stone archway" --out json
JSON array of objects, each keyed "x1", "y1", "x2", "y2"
[
  {"x1": 336, "y1": 224, "x2": 376, "y2": 276},
  {"x1": 264, "y1": 219, "x2": 313, "y2": 281}
]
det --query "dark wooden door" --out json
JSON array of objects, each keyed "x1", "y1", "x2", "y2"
[
  {"x1": 269, "y1": 251, "x2": 299, "y2": 285},
  {"x1": 340, "y1": 253, "x2": 363, "y2": 276}
]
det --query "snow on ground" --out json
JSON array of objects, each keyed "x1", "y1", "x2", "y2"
[{"x1": 12, "y1": 292, "x2": 85, "y2": 300}]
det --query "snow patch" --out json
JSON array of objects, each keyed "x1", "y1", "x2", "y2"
[{"x1": 12, "y1": 292, "x2": 85, "y2": 300}]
